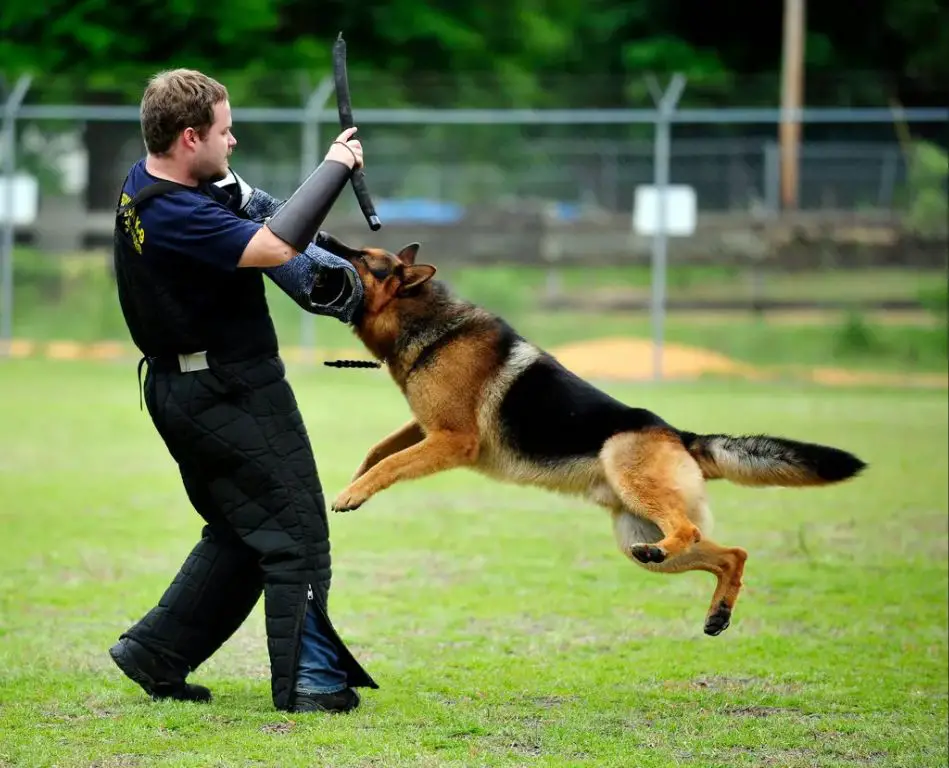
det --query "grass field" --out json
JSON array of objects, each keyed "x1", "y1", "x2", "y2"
[{"x1": 0, "y1": 358, "x2": 946, "y2": 767}]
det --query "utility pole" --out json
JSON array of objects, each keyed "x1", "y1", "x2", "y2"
[
  {"x1": 779, "y1": 0, "x2": 805, "y2": 210},
  {"x1": 645, "y1": 74, "x2": 687, "y2": 382}
]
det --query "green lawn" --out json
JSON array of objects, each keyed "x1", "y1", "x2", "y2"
[{"x1": 0, "y1": 359, "x2": 946, "y2": 767}]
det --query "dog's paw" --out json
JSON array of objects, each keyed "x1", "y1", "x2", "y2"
[
  {"x1": 704, "y1": 600, "x2": 732, "y2": 636},
  {"x1": 630, "y1": 543, "x2": 668, "y2": 564},
  {"x1": 331, "y1": 486, "x2": 367, "y2": 513}
]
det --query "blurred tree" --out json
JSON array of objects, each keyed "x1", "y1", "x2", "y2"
[
  {"x1": 2, "y1": 0, "x2": 946, "y2": 106},
  {"x1": 2, "y1": 0, "x2": 946, "y2": 210}
]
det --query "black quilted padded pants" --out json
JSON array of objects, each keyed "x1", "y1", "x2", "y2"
[{"x1": 122, "y1": 353, "x2": 377, "y2": 710}]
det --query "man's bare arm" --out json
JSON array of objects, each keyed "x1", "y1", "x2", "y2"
[{"x1": 236, "y1": 225, "x2": 299, "y2": 268}]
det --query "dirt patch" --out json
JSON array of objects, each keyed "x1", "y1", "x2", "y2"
[
  {"x1": 550, "y1": 336, "x2": 763, "y2": 382},
  {"x1": 726, "y1": 705, "x2": 803, "y2": 717},
  {"x1": 86, "y1": 758, "x2": 144, "y2": 768},
  {"x1": 659, "y1": 675, "x2": 804, "y2": 695},
  {"x1": 549, "y1": 336, "x2": 948, "y2": 388},
  {"x1": 260, "y1": 721, "x2": 295, "y2": 734},
  {"x1": 803, "y1": 366, "x2": 948, "y2": 388}
]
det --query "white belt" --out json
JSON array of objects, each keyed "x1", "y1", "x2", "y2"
[{"x1": 177, "y1": 351, "x2": 209, "y2": 372}]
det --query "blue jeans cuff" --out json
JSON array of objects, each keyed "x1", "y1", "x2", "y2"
[{"x1": 295, "y1": 683, "x2": 348, "y2": 695}]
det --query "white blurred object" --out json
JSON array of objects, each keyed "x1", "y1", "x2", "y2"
[
  {"x1": 0, "y1": 173, "x2": 39, "y2": 225},
  {"x1": 58, "y1": 149, "x2": 88, "y2": 195},
  {"x1": 633, "y1": 184, "x2": 697, "y2": 236}
]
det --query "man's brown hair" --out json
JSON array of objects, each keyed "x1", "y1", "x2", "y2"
[{"x1": 140, "y1": 69, "x2": 229, "y2": 155}]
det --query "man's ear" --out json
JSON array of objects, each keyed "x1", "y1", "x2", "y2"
[
  {"x1": 396, "y1": 242, "x2": 421, "y2": 266},
  {"x1": 396, "y1": 264, "x2": 436, "y2": 296},
  {"x1": 181, "y1": 127, "x2": 198, "y2": 151}
]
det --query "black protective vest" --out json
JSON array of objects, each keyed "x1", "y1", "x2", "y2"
[{"x1": 113, "y1": 177, "x2": 278, "y2": 361}]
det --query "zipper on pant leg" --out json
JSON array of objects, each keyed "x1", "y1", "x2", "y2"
[{"x1": 286, "y1": 579, "x2": 316, "y2": 709}]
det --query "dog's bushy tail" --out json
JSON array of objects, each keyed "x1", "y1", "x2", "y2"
[{"x1": 678, "y1": 431, "x2": 866, "y2": 487}]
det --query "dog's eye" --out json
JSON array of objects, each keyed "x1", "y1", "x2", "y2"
[{"x1": 369, "y1": 265, "x2": 391, "y2": 281}]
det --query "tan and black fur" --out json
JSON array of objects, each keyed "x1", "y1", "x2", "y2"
[{"x1": 324, "y1": 237, "x2": 867, "y2": 636}]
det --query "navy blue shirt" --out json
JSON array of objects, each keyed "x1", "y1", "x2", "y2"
[
  {"x1": 114, "y1": 159, "x2": 280, "y2": 361},
  {"x1": 120, "y1": 158, "x2": 261, "y2": 269}
]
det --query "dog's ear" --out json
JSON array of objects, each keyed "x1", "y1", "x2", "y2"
[
  {"x1": 396, "y1": 242, "x2": 421, "y2": 266},
  {"x1": 396, "y1": 263, "x2": 436, "y2": 296}
]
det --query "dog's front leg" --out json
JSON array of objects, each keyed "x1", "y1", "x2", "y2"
[
  {"x1": 351, "y1": 419, "x2": 426, "y2": 481},
  {"x1": 332, "y1": 430, "x2": 479, "y2": 512}
]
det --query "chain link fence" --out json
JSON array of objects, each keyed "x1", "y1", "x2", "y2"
[{"x1": 2, "y1": 73, "x2": 947, "y2": 376}]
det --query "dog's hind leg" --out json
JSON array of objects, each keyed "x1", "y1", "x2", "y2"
[
  {"x1": 601, "y1": 428, "x2": 705, "y2": 563},
  {"x1": 610, "y1": 509, "x2": 747, "y2": 635},
  {"x1": 603, "y1": 428, "x2": 748, "y2": 635}
]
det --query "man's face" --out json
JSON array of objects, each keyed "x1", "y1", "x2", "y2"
[{"x1": 191, "y1": 100, "x2": 236, "y2": 181}]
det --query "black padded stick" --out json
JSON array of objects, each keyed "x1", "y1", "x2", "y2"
[{"x1": 333, "y1": 32, "x2": 382, "y2": 231}]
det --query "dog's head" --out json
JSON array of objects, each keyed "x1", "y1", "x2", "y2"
[
  {"x1": 319, "y1": 233, "x2": 437, "y2": 324},
  {"x1": 357, "y1": 241, "x2": 437, "y2": 311}
]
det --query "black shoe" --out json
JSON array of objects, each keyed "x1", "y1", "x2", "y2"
[
  {"x1": 291, "y1": 687, "x2": 360, "y2": 713},
  {"x1": 109, "y1": 637, "x2": 212, "y2": 703}
]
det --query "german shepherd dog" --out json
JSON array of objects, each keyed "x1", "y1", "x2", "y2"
[{"x1": 324, "y1": 237, "x2": 867, "y2": 636}]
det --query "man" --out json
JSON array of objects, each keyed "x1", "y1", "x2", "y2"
[{"x1": 109, "y1": 68, "x2": 377, "y2": 714}]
